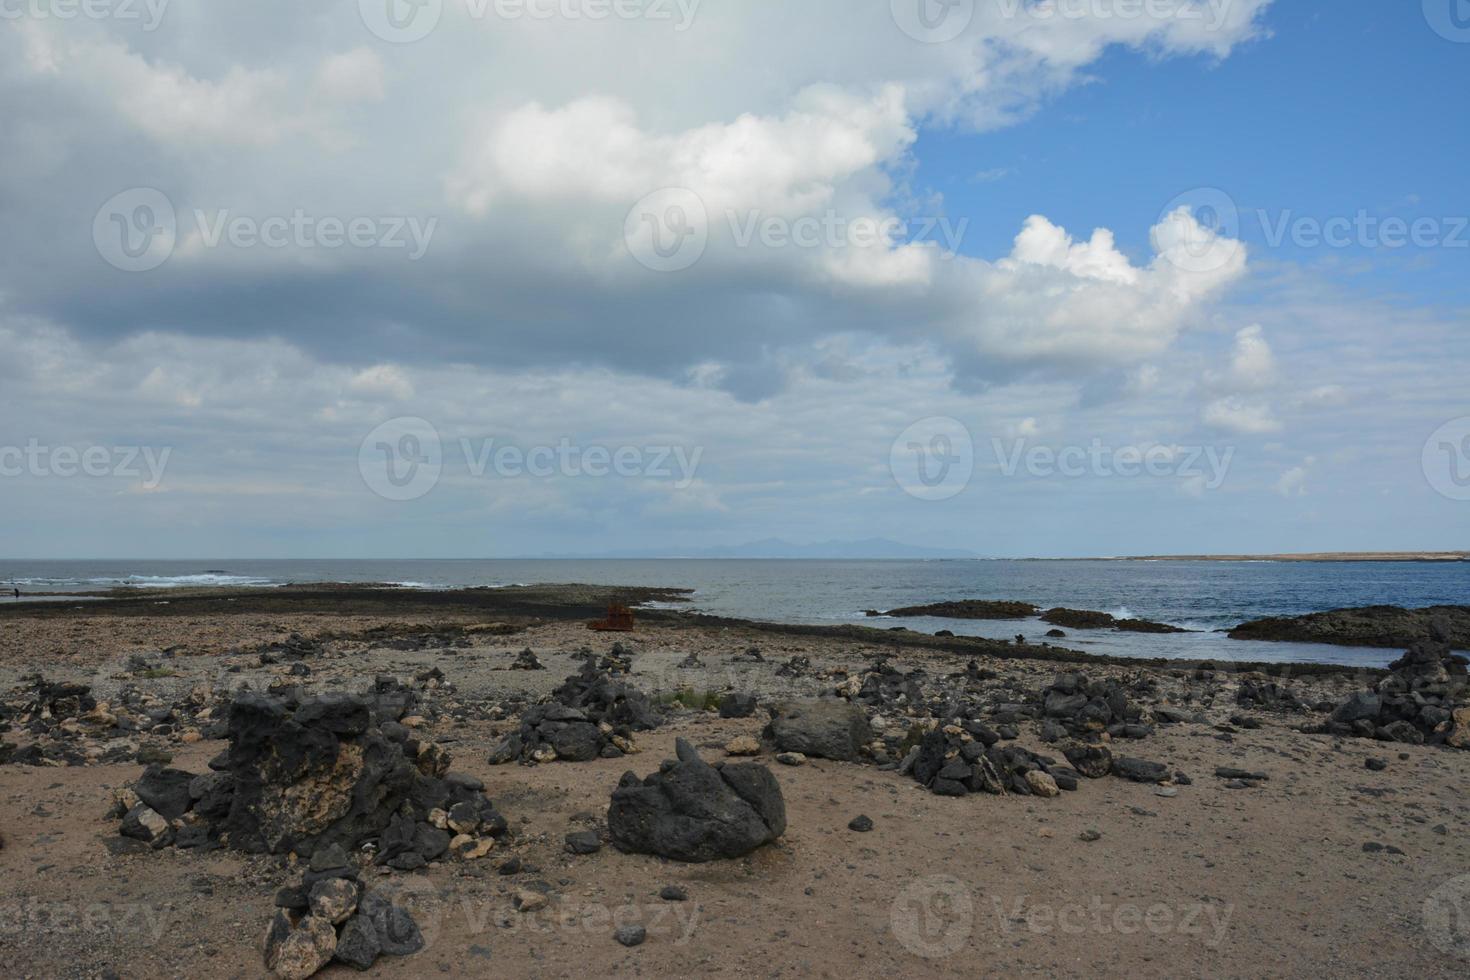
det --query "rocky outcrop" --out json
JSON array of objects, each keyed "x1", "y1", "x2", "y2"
[
  {"x1": 1042, "y1": 609, "x2": 1188, "y2": 633},
  {"x1": 870, "y1": 600, "x2": 1039, "y2": 620},
  {"x1": 1229, "y1": 605, "x2": 1470, "y2": 649},
  {"x1": 607, "y1": 738, "x2": 786, "y2": 862},
  {"x1": 1042, "y1": 608, "x2": 1118, "y2": 630},
  {"x1": 763, "y1": 701, "x2": 873, "y2": 762}
]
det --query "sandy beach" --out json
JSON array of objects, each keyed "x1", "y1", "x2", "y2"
[{"x1": 0, "y1": 585, "x2": 1466, "y2": 979}]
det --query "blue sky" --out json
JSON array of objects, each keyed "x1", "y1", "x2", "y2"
[
  {"x1": 918, "y1": 2, "x2": 1469, "y2": 299},
  {"x1": 0, "y1": 0, "x2": 1466, "y2": 559}
]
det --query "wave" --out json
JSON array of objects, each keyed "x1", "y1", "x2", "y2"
[
  {"x1": 121, "y1": 574, "x2": 279, "y2": 588},
  {"x1": 8, "y1": 573, "x2": 279, "y2": 589}
]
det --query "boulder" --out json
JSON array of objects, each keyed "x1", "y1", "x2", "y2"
[
  {"x1": 334, "y1": 915, "x2": 381, "y2": 971},
  {"x1": 264, "y1": 914, "x2": 337, "y2": 980},
  {"x1": 608, "y1": 738, "x2": 785, "y2": 863},
  {"x1": 1331, "y1": 692, "x2": 1382, "y2": 725},
  {"x1": 134, "y1": 765, "x2": 195, "y2": 820},
  {"x1": 1063, "y1": 743, "x2": 1113, "y2": 780},
  {"x1": 719, "y1": 694, "x2": 758, "y2": 719},
  {"x1": 309, "y1": 878, "x2": 360, "y2": 925},
  {"x1": 1449, "y1": 708, "x2": 1470, "y2": 750},
  {"x1": 1111, "y1": 757, "x2": 1170, "y2": 784},
  {"x1": 763, "y1": 701, "x2": 872, "y2": 762}
]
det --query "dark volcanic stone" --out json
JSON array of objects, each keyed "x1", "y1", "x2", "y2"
[
  {"x1": 548, "y1": 722, "x2": 603, "y2": 763},
  {"x1": 719, "y1": 694, "x2": 758, "y2": 719},
  {"x1": 763, "y1": 701, "x2": 872, "y2": 762},
  {"x1": 848, "y1": 815, "x2": 874, "y2": 833},
  {"x1": 615, "y1": 925, "x2": 647, "y2": 947},
  {"x1": 275, "y1": 886, "x2": 310, "y2": 911},
  {"x1": 1042, "y1": 608, "x2": 1116, "y2": 630},
  {"x1": 134, "y1": 765, "x2": 195, "y2": 820},
  {"x1": 361, "y1": 894, "x2": 424, "y2": 957},
  {"x1": 565, "y1": 830, "x2": 602, "y2": 855},
  {"x1": 335, "y1": 914, "x2": 381, "y2": 971},
  {"x1": 607, "y1": 739, "x2": 785, "y2": 863},
  {"x1": 1063, "y1": 743, "x2": 1113, "y2": 779},
  {"x1": 1332, "y1": 693, "x2": 1382, "y2": 725},
  {"x1": 1112, "y1": 757, "x2": 1170, "y2": 784}
]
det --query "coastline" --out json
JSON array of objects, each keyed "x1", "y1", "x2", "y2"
[
  {"x1": 0, "y1": 582, "x2": 1465, "y2": 977},
  {"x1": 0, "y1": 583, "x2": 1411, "y2": 676}
]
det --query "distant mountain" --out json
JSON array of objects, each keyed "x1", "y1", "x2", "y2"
[{"x1": 530, "y1": 538, "x2": 981, "y2": 560}]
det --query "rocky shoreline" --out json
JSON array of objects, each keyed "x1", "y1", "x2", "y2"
[
  {"x1": 0, "y1": 586, "x2": 1468, "y2": 977},
  {"x1": 1229, "y1": 605, "x2": 1470, "y2": 649}
]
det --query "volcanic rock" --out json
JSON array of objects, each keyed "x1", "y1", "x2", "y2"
[
  {"x1": 763, "y1": 701, "x2": 872, "y2": 762},
  {"x1": 607, "y1": 738, "x2": 786, "y2": 863}
]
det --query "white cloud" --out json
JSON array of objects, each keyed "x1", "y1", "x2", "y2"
[
  {"x1": 1203, "y1": 396, "x2": 1281, "y2": 434},
  {"x1": 348, "y1": 365, "x2": 414, "y2": 401},
  {"x1": 1276, "y1": 459, "x2": 1314, "y2": 497}
]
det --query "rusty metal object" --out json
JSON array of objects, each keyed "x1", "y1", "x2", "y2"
[{"x1": 589, "y1": 604, "x2": 636, "y2": 633}]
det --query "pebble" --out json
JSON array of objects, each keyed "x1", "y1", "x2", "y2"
[
  {"x1": 847, "y1": 815, "x2": 874, "y2": 833},
  {"x1": 615, "y1": 925, "x2": 647, "y2": 948},
  {"x1": 659, "y1": 885, "x2": 688, "y2": 902},
  {"x1": 515, "y1": 889, "x2": 548, "y2": 912},
  {"x1": 724, "y1": 736, "x2": 761, "y2": 757},
  {"x1": 775, "y1": 752, "x2": 806, "y2": 766}
]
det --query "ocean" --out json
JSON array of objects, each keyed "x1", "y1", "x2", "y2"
[{"x1": 2, "y1": 558, "x2": 1465, "y2": 667}]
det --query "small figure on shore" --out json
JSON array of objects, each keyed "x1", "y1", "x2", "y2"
[{"x1": 10, "y1": 588, "x2": 17, "y2": 601}]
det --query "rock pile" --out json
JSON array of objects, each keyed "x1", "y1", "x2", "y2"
[
  {"x1": 113, "y1": 682, "x2": 510, "y2": 864},
  {"x1": 489, "y1": 660, "x2": 658, "y2": 765},
  {"x1": 1236, "y1": 678, "x2": 1310, "y2": 712},
  {"x1": 904, "y1": 727, "x2": 1081, "y2": 797},
  {"x1": 264, "y1": 849, "x2": 424, "y2": 978},
  {"x1": 775, "y1": 656, "x2": 812, "y2": 678},
  {"x1": 258, "y1": 633, "x2": 325, "y2": 665},
  {"x1": 580, "y1": 642, "x2": 635, "y2": 674},
  {"x1": 608, "y1": 738, "x2": 786, "y2": 862},
  {"x1": 837, "y1": 658, "x2": 925, "y2": 711},
  {"x1": 1036, "y1": 672, "x2": 1153, "y2": 740},
  {"x1": 1, "y1": 674, "x2": 220, "y2": 767},
  {"x1": 1322, "y1": 622, "x2": 1470, "y2": 746},
  {"x1": 510, "y1": 648, "x2": 545, "y2": 671}
]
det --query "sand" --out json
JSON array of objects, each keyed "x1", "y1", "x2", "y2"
[{"x1": 0, "y1": 589, "x2": 1467, "y2": 979}]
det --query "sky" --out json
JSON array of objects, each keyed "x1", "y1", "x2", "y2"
[{"x1": 0, "y1": 0, "x2": 1466, "y2": 559}]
